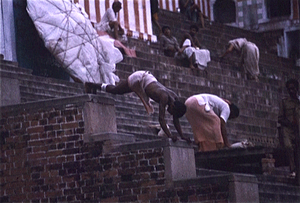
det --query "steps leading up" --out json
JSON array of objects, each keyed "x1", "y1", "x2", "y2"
[
  {"x1": 258, "y1": 175, "x2": 300, "y2": 202},
  {"x1": 1, "y1": 6, "x2": 299, "y2": 149}
]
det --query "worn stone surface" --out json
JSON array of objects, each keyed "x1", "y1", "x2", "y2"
[{"x1": 0, "y1": 77, "x2": 20, "y2": 106}]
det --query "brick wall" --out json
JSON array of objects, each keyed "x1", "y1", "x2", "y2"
[{"x1": 0, "y1": 96, "x2": 230, "y2": 202}]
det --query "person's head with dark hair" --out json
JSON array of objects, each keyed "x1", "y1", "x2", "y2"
[
  {"x1": 190, "y1": 24, "x2": 199, "y2": 32},
  {"x1": 189, "y1": 24, "x2": 199, "y2": 37},
  {"x1": 285, "y1": 78, "x2": 299, "y2": 99},
  {"x1": 173, "y1": 100, "x2": 187, "y2": 118},
  {"x1": 112, "y1": 1, "x2": 122, "y2": 12},
  {"x1": 162, "y1": 26, "x2": 171, "y2": 34},
  {"x1": 228, "y1": 103, "x2": 239, "y2": 119}
]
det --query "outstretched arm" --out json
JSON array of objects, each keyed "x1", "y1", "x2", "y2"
[
  {"x1": 173, "y1": 115, "x2": 191, "y2": 143},
  {"x1": 220, "y1": 44, "x2": 234, "y2": 58},
  {"x1": 158, "y1": 101, "x2": 177, "y2": 142}
]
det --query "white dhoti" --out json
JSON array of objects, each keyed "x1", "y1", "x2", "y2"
[
  {"x1": 182, "y1": 39, "x2": 211, "y2": 70},
  {"x1": 128, "y1": 71, "x2": 157, "y2": 114}
]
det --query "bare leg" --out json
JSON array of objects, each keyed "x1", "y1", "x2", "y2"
[
  {"x1": 85, "y1": 80, "x2": 132, "y2": 94},
  {"x1": 221, "y1": 133, "x2": 231, "y2": 148},
  {"x1": 216, "y1": 142, "x2": 224, "y2": 149},
  {"x1": 189, "y1": 53, "x2": 196, "y2": 69},
  {"x1": 109, "y1": 21, "x2": 120, "y2": 40},
  {"x1": 191, "y1": 4, "x2": 206, "y2": 28},
  {"x1": 105, "y1": 80, "x2": 132, "y2": 94}
]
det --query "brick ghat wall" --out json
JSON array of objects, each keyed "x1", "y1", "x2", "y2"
[
  {"x1": 0, "y1": 96, "x2": 235, "y2": 202},
  {"x1": 116, "y1": 52, "x2": 299, "y2": 147}
]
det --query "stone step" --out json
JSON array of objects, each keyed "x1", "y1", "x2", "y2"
[
  {"x1": 258, "y1": 175, "x2": 300, "y2": 202},
  {"x1": 0, "y1": 60, "x2": 32, "y2": 74},
  {"x1": 158, "y1": 9, "x2": 271, "y2": 53},
  {"x1": 119, "y1": 48, "x2": 295, "y2": 87}
]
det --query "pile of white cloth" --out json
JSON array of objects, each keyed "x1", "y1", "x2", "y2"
[
  {"x1": 26, "y1": 0, "x2": 123, "y2": 85},
  {"x1": 182, "y1": 39, "x2": 211, "y2": 70}
]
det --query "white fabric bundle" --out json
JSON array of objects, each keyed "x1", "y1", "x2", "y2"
[
  {"x1": 26, "y1": 0, "x2": 123, "y2": 85},
  {"x1": 183, "y1": 39, "x2": 211, "y2": 69}
]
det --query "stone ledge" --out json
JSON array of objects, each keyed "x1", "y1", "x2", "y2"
[
  {"x1": 108, "y1": 138, "x2": 195, "y2": 153},
  {"x1": 84, "y1": 132, "x2": 135, "y2": 143},
  {"x1": 0, "y1": 94, "x2": 115, "y2": 115},
  {"x1": 174, "y1": 173, "x2": 259, "y2": 203}
]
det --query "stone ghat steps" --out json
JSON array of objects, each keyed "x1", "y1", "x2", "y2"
[
  {"x1": 114, "y1": 63, "x2": 279, "y2": 145},
  {"x1": 0, "y1": 61, "x2": 85, "y2": 102},
  {"x1": 258, "y1": 176, "x2": 300, "y2": 202},
  {"x1": 0, "y1": 61, "x2": 185, "y2": 135},
  {"x1": 126, "y1": 42, "x2": 296, "y2": 83},
  {"x1": 157, "y1": 9, "x2": 270, "y2": 54},
  {"x1": 0, "y1": 60, "x2": 32, "y2": 74},
  {"x1": 112, "y1": 94, "x2": 193, "y2": 138},
  {"x1": 116, "y1": 59, "x2": 280, "y2": 112},
  {"x1": 196, "y1": 168, "x2": 300, "y2": 202},
  {"x1": 116, "y1": 63, "x2": 282, "y2": 120},
  {"x1": 0, "y1": 62, "x2": 193, "y2": 141},
  {"x1": 0, "y1": 49, "x2": 284, "y2": 147}
]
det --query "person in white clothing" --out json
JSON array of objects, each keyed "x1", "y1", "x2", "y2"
[
  {"x1": 220, "y1": 38, "x2": 260, "y2": 81},
  {"x1": 185, "y1": 93, "x2": 239, "y2": 151},
  {"x1": 178, "y1": 24, "x2": 210, "y2": 71},
  {"x1": 95, "y1": 1, "x2": 124, "y2": 40}
]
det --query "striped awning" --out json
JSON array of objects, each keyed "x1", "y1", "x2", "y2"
[
  {"x1": 158, "y1": 0, "x2": 211, "y2": 20},
  {"x1": 72, "y1": 0, "x2": 157, "y2": 42},
  {"x1": 72, "y1": 0, "x2": 211, "y2": 43}
]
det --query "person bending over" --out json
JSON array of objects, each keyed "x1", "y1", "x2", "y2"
[
  {"x1": 85, "y1": 70, "x2": 191, "y2": 143},
  {"x1": 185, "y1": 93, "x2": 239, "y2": 151},
  {"x1": 220, "y1": 38, "x2": 260, "y2": 81}
]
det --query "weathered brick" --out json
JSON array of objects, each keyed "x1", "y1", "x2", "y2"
[
  {"x1": 27, "y1": 126, "x2": 44, "y2": 134},
  {"x1": 139, "y1": 160, "x2": 148, "y2": 166},
  {"x1": 67, "y1": 135, "x2": 79, "y2": 141},
  {"x1": 64, "y1": 188, "x2": 81, "y2": 195},
  {"x1": 62, "y1": 109, "x2": 78, "y2": 116},
  {"x1": 61, "y1": 122, "x2": 79, "y2": 129},
  {"x1": 137, "y1": 166, "x2": 154, "y2": 173},
  {"x1": 119, "y1": 195, "x2": 137, "y2": 202},
  {"x1": 117, "y1": 155, "x2": 135, "y2": 162},
  {"x1": 62, "y1": 148, "x2": 79, "y2": 155},
  {"x1": 82, "y1": 186, "x2": 99, "y2": 193}
]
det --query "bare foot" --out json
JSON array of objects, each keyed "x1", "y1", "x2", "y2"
[
  {"x1": 189, "y1": 64, "x2": 196, "y2": 69},
  {"x1": 171, "y1": 135, "x2": 178, "y2": 142}
]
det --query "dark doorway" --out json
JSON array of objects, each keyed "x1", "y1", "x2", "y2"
[
  {"x1": 286, "y1": 30, "x2": 300, "y2": 61},
  {"x1": 213, "y1": 0, "x2": 236, "y2": 23},
  {"x1": 13, "y1": 0, "x2": 69, "y2": 80},
  {"x1": 266, "y1": 0, "x2": 291, "y2": 18}
]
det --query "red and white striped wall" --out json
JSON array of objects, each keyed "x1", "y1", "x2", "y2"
[
  {"x1": 158, "y1": 0, "x2": 211, "y2": 20},
  {"x1": 72, "y1": 0, "x2": 211, "y2": 43},
  {"x1": 73, "y1": 0, "x2": 156, "y2": 42}
]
